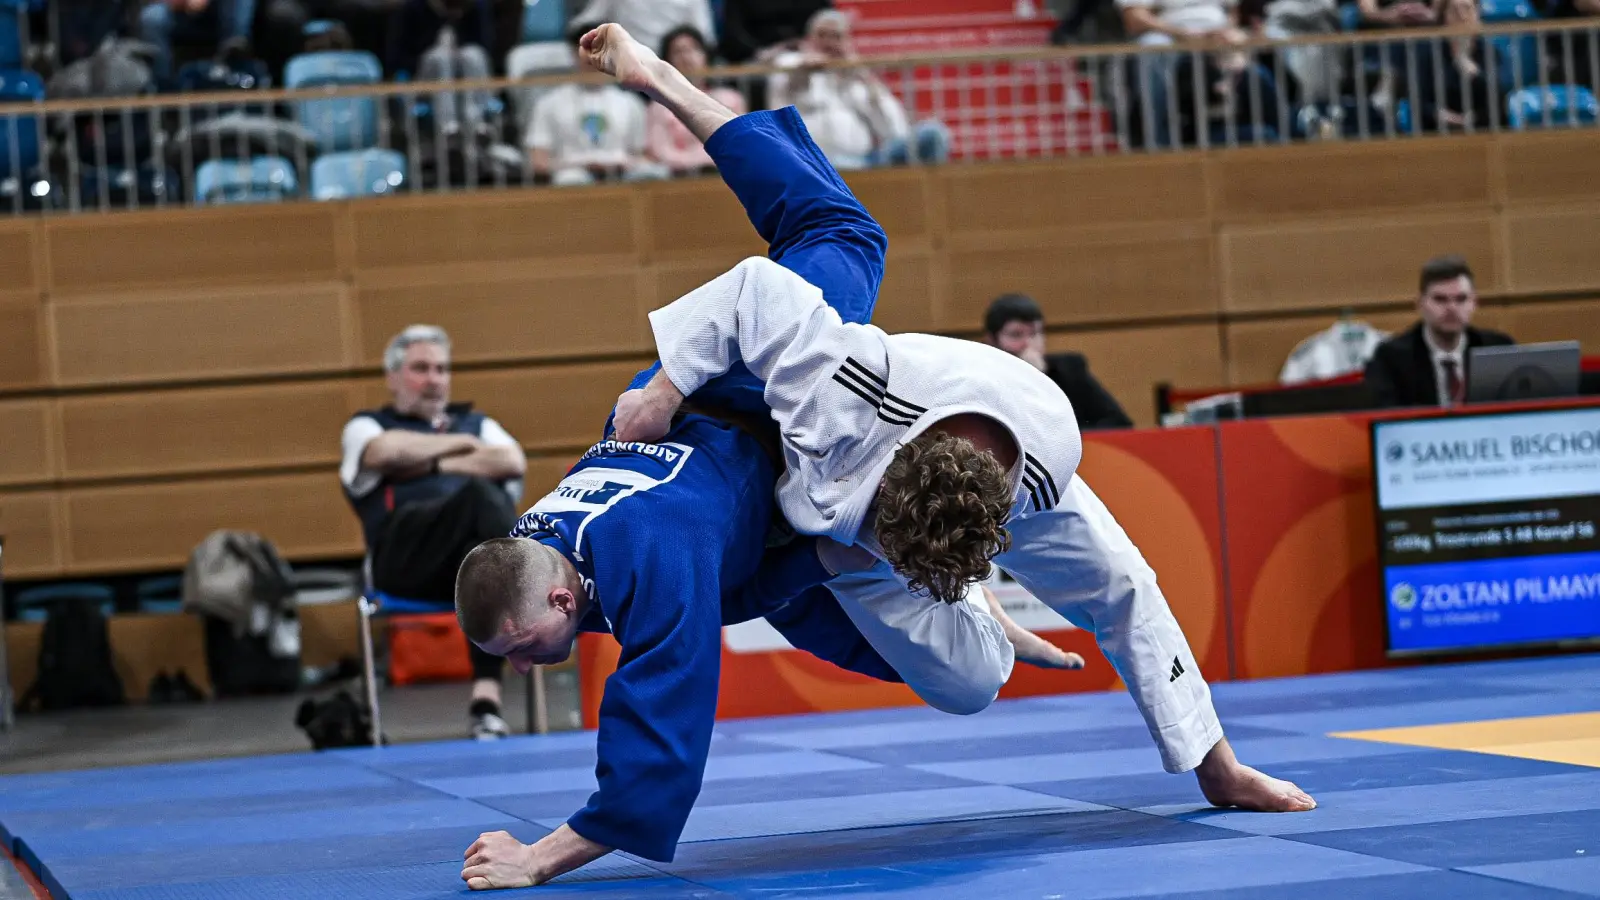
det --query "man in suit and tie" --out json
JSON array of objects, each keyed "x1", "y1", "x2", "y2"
[{"x1": 1364, "y1": 255, "x2": 1514, "y2": 409}]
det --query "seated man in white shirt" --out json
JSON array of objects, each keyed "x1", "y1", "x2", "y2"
[
  {"x1": 768, "y1": 10, "x2": 951, "y2": 170},
  {"x1": 524, "y1": 31, "x2": 669, "y2": 186},
  {"x1": 339, "y1": 325, "x2": 528, "y2": 740},
  {"x1": 570, "y1": 0, "x2": 717, "y2": 64}
]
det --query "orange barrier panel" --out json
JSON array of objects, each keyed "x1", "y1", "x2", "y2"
[{"x1": 578, "y1": 424, "x2": 1229, "y2": 727}]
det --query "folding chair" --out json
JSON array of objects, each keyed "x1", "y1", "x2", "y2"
[{"x1": 356, "y1": 589, "x2": 549, "y2": 747}]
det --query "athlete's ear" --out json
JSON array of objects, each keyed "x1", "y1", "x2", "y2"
[{"x1": 548, "y1": 587, "x2": 579, "y2": 616}]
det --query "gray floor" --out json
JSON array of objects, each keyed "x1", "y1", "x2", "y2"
[{"x1": 0, "y1": 671, "x2": 584, "y2": 776}]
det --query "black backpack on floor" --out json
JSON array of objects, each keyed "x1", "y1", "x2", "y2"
[{"x1": 20, "y1": 596, "x2": 126, "y2": 712}]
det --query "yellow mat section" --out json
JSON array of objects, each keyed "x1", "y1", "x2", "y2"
[{"x1": 1334, "y1": 712, "x2": 1600, "y2": 768}]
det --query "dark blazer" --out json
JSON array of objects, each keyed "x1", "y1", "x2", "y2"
[
  {"x1": 1043, "y1": 352, "x2": 1134, "y2": 430},
  {"x1": 1363, "y1": 322, "x2": 1515, "y2": 408}
]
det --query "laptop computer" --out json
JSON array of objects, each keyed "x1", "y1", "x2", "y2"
[{"x1": 1466, "y1": 340, "x2": 1581, "y2": 403}]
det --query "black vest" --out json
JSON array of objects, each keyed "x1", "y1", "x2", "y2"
[{"x1": 345, "y1": 403, "x2": 489, "y2": 549}]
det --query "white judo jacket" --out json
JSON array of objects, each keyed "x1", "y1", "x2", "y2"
[
  {"x1": 649, "y1": 257, "x2": 1085, "y2": 545},
  {"x1": 651, "y1": 256, "x2": 1225, "y2": 774}
]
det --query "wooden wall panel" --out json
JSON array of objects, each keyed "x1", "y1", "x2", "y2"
[
  {"x1": 1504, "y1": 206, "x2": 1600, "y2": 294},
  {"x1": 0, "y1": 299, "x2": 46, "y2": 391},
  {"x1": 0, "y1": 222, "x2": 37, "y2": 292},
  {"x1": 0, "y1": 400, "x2": 54, "y2": 486},
  {"x1": 357, "y1": 268, "x2": 647, "y2": 366},
  {"x1": 51, "y1": 284, "x2": 350, "y2": 386},
  {"x1": 944, "y1": 224, "x2": 1215, "y2": 329},
  {"x1": 1500, "y1": 132, "x2": 1600, "y2": 205},
  {"x1": 451, "y1": 360, "x2": 647, "y2": 452},
  {"x1": 351, "y1": 190, "x2": 638, "y2": 270},
  {"x1": 1220, "y1": 214, "x2": 1498, "y2": 311},
  {"x1": 5, "y1": 622, "x2": 40, "y2": 704},
  {"x1": 1481, "y1": 298, "x2": 1600, "y2": 351},
  {"x1": 874, "y1": 252, "x2": 937, "y2": 335},
  {"x1": 650, "y1": 259, "x2": 735, "y2": 313},
  {"x1": 844, "y1": 169, "x2": 931, "y2": 240},
  {"x1": 0, "y1": 491, "x2": 63, "y2": 577},
  {"x1": 58, "y1": 382, "x2": 360, "y2": 480},
  {"x1": 47, "y1": 206, "x2": 340, "y2": 294},
  {"x1": 943, "y1": 157, "x2": 1209, "y2": 235},
  {"x1": 109, "y1": 614, "x2": 210, "y2": 700},
  {"x1": 645, "y1": 178, "x2": 766, "y2": 260},
  {"x1": 1057, "y1": 323, "x2": 1226, "y2": 426},
  {"x1": 1223, "y1": 311, "x2": 1420, "y2": 385},
  {"x1": 65, "y1": 473, "x2": 361, "y2": 573},
  {"x1": 1209, "y1": 140, "x2": 1492, "y2": 221},
  {"x1": 525, "y1": 455, "x2": 577, "y2": 500}
]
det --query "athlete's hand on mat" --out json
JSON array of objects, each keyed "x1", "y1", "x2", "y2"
[
  {"x1": 462, "y1": 831, "x2": 539, "y2": 890},
  {"x1": 817, "y1": 538, "x2": 878, "y2": 575},
  {"x1": 578, "y1": 23, "x2": 663, "y2": 95}
]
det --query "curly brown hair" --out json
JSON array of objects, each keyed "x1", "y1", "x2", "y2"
[{"x1": 874, "y1": 431, "x2": 1014, "y2": 604}]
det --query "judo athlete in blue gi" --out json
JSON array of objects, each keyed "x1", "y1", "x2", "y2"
[{"x1": 449, "y1": 24, "x2": 918, "y2": 890}]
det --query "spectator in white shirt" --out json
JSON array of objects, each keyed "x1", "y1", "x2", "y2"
[
  {"x1": 570, "y1": 0, "x2": 717, "y2": 64},
  {"x1": 769, "y1": 9, "x2": 951, "y2": 170},
  {"x1": 645, "y1": 26, "x2": 748, "y2": 175},
  {"x1": 524, "y1": 31, "x2": 669, "y2": 185}
]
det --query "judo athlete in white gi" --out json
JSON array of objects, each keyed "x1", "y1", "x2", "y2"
[{"x1": 588, "y1": 30, "x2": 1318, "y2": 819}]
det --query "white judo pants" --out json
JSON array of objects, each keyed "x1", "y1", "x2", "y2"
[{"x1": 826, "y1": 475, "x2": 1225, "y2": 774}]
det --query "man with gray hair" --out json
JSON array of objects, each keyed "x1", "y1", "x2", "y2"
[{"x1": 340, "y1": 324, "x2": 528, "y2": 740}]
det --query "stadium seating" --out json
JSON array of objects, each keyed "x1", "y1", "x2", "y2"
[
  {"x1": 0, "y1": 67, "x2": 40, "y2": 178},
  {"x1": 311, "y1": 148, "x2": 406, "y2": 199},
  {"x1": 284, "y1": 50, "x2": 383, "y2": 153},
  {"x1": 1507, "y1": 84, "x2": 1600, "y2": 128},
  {"x1": 194, "y1": 156, "x2": 300, "y2": 204}
]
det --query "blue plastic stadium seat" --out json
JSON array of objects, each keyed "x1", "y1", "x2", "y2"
[
  {"x1": 194, "y1": 156, "x2": 300, "y2": 204},
  {"x1": 1507, "y1": 85, "x2": 1600, "y2": 128},
  {"x1": 13, "y1": 583, "x2": 115, "y2": 623},
  {"x1": 284, "y1": 50, "x2": 382, "y2": 152},
  {"x1": 0, "y1": 0, "x2": 26, "y2": 71},
  {"x1": 135, "y1": 575, "x2": 184, "y2": 615},
  {"x1": 522, "y1": 0, "x2": 567, "y2": 43},
  {"x1": 311, "y1": 148, "x2": 406, "y2": 199},
  {"x1": 1480, "y1": 0, "x2": 1539, "y2": 23},
  {"x1": 0, "y1": 68, "x2": 40, "y2": 177}
]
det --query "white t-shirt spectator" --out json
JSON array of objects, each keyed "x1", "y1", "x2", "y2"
[
  {"x1": 339, "y1": 415, "x2": 522, "y2": 500},
  {"x1": 571, "y1": 0, "x2": 717, "y2": 58},
  {"x1": 1117, "y1": 0, "x2": 1237, "y2": 37},
  {"x1": 524, "y1": 83, "x2": 649, "y2": 170},
  {"x1": 769, "y1": 53, "x2": 910, "y2": 169}
]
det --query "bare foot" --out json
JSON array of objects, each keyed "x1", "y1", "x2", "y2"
[
  {"x1": 578, "y1": 23, "x2": 665, "y2": 96},
  {"x1": 1194, "y1": 738, "x2": 1316, "y2": 812},
  {"x1": 983, "y1": 586, "x2": 1086, "y2": 670}
]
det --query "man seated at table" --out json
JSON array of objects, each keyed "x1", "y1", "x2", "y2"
[{"x1": 1364, "y1": 255, "x2": 1514, "y2": 409}]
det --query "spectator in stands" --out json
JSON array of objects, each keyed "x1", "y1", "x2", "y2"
[
  {"x1": 570, "y1": 0, "x2": 718, "y2": 64},
  {"x1": 1364, "y1": 255, "x2": 1514, "y2": 408},
  {"x1": 387, "y1": 0, "x2": 494, "y2": 79},
  {"x1": 1115, "y1": 0, "x2": 1284, "y2": 147},
  {"x1": 1541, "y1": 0, "x2": 1600, "y2": 92},
  {"x1": 1357, "y1": 0, "x2": 1486, "y2": 128},
  {"x1": 137, "y1": 0, "x2": 260, "y2": 84},
  {"x1": 983, "y1": 294, "x2": 1134, "y2": 430},
  {"x1": 768, "y1": 10, "x2": 951, "y2": 170},
  {"x1": 340, "y1": 325, "x2": 527, "y2": 740},
  {"x1": 524, "y1": 30, "x2": 666, "y2": 184},
  {"x1": 646, "y1": 26, "x2": 748, "y2": 175},
  {"x1": 58, "y1": 1, "x2": 135, "y2": 68},
  {"x1": 262, "y1": 0, "x2": 400, "y2": 72},
  {"x1": 719, "y1": 0, "x2": 834, "y2": 64}
]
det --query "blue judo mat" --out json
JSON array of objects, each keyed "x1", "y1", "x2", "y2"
[{"x1": 4, "y1": 655, "x2": 1599, "y2": 899}]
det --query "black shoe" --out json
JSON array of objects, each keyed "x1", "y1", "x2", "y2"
[
  {"x1": 148, "y1": 671, "x2": 175, "y2": 704},
  {"x1": 171, "y1": 670, "x2": 206, "y2": 703}
]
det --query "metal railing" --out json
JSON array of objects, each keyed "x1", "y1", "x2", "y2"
[{"x1": 0, "y1": 20, "x2": 1595, "y2": 215}]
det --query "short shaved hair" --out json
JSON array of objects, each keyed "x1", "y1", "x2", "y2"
[{"x1": 455, "y1": 538, "x2": 563, "y2": 644}]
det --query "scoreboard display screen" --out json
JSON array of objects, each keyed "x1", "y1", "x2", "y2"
[{"x1": 1372, "y1": 406, "x2": 1600, "y2": 657}]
